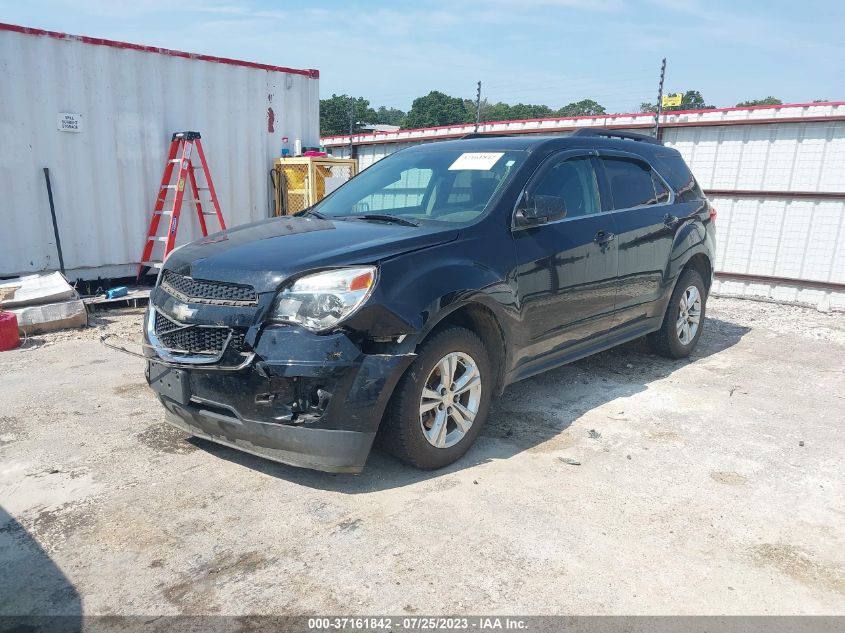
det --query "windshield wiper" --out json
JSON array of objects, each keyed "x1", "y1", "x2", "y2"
[
  {"x1": 351, "y1": 213, "x2": 420, "y2": 227},
  {"x1": 298, "y1": 208, "x2": 327, "y2": 219}
]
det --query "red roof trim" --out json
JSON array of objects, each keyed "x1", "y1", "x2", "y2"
[
  {"x1": 326, "y1": 114, "x2": 845, "y2": 147},
  {"x1": 321, "y1": 101, "x2": 845, "y2": 144},
  {"x1": 0, "y1": 22, "x2": 319, "y2": 78}
]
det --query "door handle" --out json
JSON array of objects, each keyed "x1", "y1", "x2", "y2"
[
  {"x1": 663, "y1": 213, "x2": 679, "y2": 227},
  {"x1": 594, "y1": 230, "x2": 615, "y2": 245}
]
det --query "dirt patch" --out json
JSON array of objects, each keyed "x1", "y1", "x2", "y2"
[
  {"x1": 28, "y1": 502, "x2": 99, "y2": 553},
  {"x1": 113, "y1": 383, "x2": 153, "y2": 399},
  {"x1": 136, "y1": 423, "x2": 196, "y2": 455},
  {"x1": 487, "y1": 408, "x2": 559, "y2": 438},
  {"x1": 336, "y1": 518, "x2": 361, "y2": 532},
  {"x1": 710, "y1": 471, "x2": 747, "y2": 486},
  {"x1": 0, "y1": 416, "x2": 26, "y2": 446},
  {"x1": 649, "y1": 430, "x2": 685, "y2": 443},
  {"x1": 752, "y1": 543, "x2": 845, "y2": 596},
  {"x1": 162, "y1": 551, "x2": 271, "y2": 613}
]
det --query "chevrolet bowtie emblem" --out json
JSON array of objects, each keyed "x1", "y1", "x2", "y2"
[{"x1": 170, "y1": 303, "x2": 196, "y2": 321}]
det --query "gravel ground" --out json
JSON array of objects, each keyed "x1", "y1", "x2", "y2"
[{"x1": 1, "y1": 297, "x2": 844, "y2": 616}]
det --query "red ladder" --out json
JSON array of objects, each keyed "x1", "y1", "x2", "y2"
[{"x1": 137, "y1": 131, "x2": 226, "y2": 281}]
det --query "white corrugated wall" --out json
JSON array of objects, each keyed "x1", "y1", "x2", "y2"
[
  {"x1": 325, "y1": 107, "x2": 845, "y2": 308},
  {"x1": 0, "y1": 25, "x2": 319, "y2": 279},
  {"x1": 662, "y1": 121, "x2": 845, "y2": 307}
]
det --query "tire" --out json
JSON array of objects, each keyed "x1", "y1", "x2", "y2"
[
  {"x1": 380, "y1": 326, "x2": 493, "y2": 470},
  {"x1": 648, "y1": 268, "x2": 707, "y2": 359}
]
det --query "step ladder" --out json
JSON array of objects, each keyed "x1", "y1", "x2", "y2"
[{"x1": 137, "y1": 131, "x2": 226, "y2": 281}]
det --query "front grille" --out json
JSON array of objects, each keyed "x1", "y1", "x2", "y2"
[
  {"x1": 154, "y1": 311, "x2": 247, "y2": 355},
  {"x1": 160, "y1": 270, "x2": 257, "y2": 306}
]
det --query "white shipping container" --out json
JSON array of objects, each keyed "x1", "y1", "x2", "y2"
[{"x1": 0, "y1": 23, "x2": 319, "y2": 279}]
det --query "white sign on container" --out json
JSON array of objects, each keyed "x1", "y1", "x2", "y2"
[{"x1": 57, "y1": 112, "x2": 82, "y2": 133}]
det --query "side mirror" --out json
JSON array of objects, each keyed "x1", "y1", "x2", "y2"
[{"x1": 516, "y1": 194, "x2": 567, "y2": 226}]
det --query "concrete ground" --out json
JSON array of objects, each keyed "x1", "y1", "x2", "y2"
[{"x1": 1, "y1": 297, "x2": 844, "y2": 616}]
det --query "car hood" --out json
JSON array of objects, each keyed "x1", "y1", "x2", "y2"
[{"x1": 163, "y1": 215, "x2": 459, "y2": 293}]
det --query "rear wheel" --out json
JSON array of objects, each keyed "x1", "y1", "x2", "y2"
[
  {"x1": 648, "y1": 268, "x2": 707, "y2": 358},
  {"x1": 380, "y1": 326, "x2": 492, "y2": 469}
]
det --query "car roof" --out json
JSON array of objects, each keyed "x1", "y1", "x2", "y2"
[{"x1": 405, "y1": 132, "x2": 680, "y2": 159}]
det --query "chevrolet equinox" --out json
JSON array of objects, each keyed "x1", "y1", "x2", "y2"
[{"x1": 137, "y1": 129, "x2": 716, "y2": 473}]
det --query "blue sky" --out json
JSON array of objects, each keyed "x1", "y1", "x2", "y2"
[{"x1": 3, "y1": 0, "x2": 843, "y2": 112}]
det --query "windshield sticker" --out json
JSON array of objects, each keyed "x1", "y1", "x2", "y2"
[{"x1": 448, "y1": 152, "x2": 504, "y2": 171}]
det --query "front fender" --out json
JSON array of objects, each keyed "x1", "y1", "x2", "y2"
[{"x1": 343, "y1": 233, "x2": 518, "y2": 347}]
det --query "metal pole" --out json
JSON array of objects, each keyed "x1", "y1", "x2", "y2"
[
  {"x1": 474, "y1": 81, "x2": 482, "y2": 132},
  {"x1": 43, "y1": 167, "x2": 65, "y2": 274},
  {"x1": 654, "y1": 58, "x2": 666, "y2": 139},
  {"x1": 348, "y1": 96, "x2": 355, "y2": 157}
]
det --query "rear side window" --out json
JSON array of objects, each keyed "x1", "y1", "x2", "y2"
[
  {"x1": 651, "y1": 154, "x2": 704, "y2": 202},
  {"x1": 601, "y1": 157, "x2": 667, "y2": 209},
  {"x1": 652, "y1": 172, "x2": 670, "y2": 203}
]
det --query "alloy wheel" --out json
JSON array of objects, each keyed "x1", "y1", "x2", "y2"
[
  {"x1": 676, "y1": 285, "x2": 702, "y2": 345},
  {"x1": 419, "y1": 351, "x2": 482, "y2": 449}
]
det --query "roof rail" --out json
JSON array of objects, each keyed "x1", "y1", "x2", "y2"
[{"x1": 571, "y1": 128, "x2": 662, "y2": 145}]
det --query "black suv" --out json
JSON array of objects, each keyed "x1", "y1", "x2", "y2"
[{"x1": 141, "y1": 129, "x2": 716, "y2": 473}]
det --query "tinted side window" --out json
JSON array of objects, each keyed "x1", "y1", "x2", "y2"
[
  {"x1": 651, "y1": 154, "x2": 703, "y2": 202},
  {"x1": 532, "y1": 157, "x2": 601, "y2": 219},
  {"x1": 601, "y1": 157, "x2": 663, "y2": 209}
]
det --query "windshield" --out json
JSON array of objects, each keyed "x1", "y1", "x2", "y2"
[{"x1": 312, "y1": 148, "x2": 526, "y2": 224}]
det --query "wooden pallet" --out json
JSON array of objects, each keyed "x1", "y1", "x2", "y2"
[{"x1": 83, "y1": 287, "x2": 150, "y2": 311}]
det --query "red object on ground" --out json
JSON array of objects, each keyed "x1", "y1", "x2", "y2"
[{"x1": 0, "y1": 312, "x2": 21, "y2": 351}]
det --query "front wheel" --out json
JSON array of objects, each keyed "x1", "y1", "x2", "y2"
[
  {"x1": 648, "y1": 269, "x2": 707, "y2": 358},
  {"x1": 379, "y1": 326, "x2": 492, "y2": 470}
]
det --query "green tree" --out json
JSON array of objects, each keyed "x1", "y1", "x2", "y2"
[
  {"x1": 557, "y1": 99, "x2": 606, "y2": 117},
  {"x1": 641, "y1": 90, "x2": 715, "y2": 112},
  {"x1": 507, "y1": 103, "x2": 555, "y2": 120},
  {"x1": 374, "y1": 106, "x2": 406, "y2": 126},
  {"x1": 467, "y1": 100, "x2": 556, "y2": 123},
  {"x1": 735, "y1": 96, "x2": 782, "y2": 107},
  {"x1": 403, "y1": 91, "x2": 472, "y2": 129},
  {"x1": 319, "y1": 94, "x2": 376, "y2": 136}
]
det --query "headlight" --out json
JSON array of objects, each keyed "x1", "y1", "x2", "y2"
[{"x1": 270, "y1": 266, "x2": 377, "y2": 332}]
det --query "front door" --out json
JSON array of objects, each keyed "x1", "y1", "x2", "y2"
[{"x1": 512, "y1": 153, "x2": 618, "y2": 369}]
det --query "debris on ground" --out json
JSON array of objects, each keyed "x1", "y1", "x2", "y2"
[
  {"x1": 588, "y1": 429, "x2": 601, "y2": 439},
  {"x1": 1, "y1": 272, "x2": 87, "y2": 334},
  {"x1": 0, "y1": 271, "x2": 76, "y2": 307}
]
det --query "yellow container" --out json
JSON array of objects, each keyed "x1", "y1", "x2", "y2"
[{"x1": 274, "y1": 156, "x2": 358, "y2": 215}]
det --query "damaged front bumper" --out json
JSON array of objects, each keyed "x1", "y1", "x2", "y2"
[{"x1": 133, "y1": 307, "x2": 415, "y2": 473}]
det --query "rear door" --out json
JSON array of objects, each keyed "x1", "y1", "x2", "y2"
[
  {"x1": 512, "y1": 151, "x2": 618, "y2": 367},
  {"x1": 596, "y1": 151, "x2": 677, "y2": 328}
]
